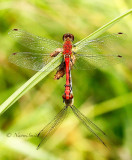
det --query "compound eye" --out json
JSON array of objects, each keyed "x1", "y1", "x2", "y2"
[
  {"x1": 62, "y1": 34, "x2": 65, "y2": 41},
  {"x1": 70, "y1": 34, "x2": 74, "y2": 41},
  {"x1": 63, "y1": 33, "x2": 74, "y2": 41}
]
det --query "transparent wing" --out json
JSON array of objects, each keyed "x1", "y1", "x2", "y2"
[
  {"x1": 73, "y1": 33, "x2": 125, "y2": 70},
  {"x1": 37, "y1": 106, "x2": 68, "y2": 149},
  {"x1": 71, "y1": 105, "x2": 107, "y2": 148},
  {"x1": 74, "y1": 53, "x2": 124, "y2": 70},
  {"x1": 74, "y1": 32, "x2": 125, "y2": 52},
  {"x1": 9, "y1": 52, "x2": 54, "y2": 71},
  {"x1": 8, "y1": 29, "x2": 62, "y2": 53}
]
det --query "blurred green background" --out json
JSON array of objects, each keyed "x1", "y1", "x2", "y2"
[{"x1": 0, "y1": 0, "x2": 132, "y2": 160}]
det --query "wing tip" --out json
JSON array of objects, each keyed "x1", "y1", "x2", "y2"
[
  {"x1": 12, "y1": 53, "x2": 17, "y2": 55},
  {"x1": 13, "y1": 28, "x2": 19, "y2": 31},
  {"x1": 117, "y1": 55, "x2": 122, "y2": 58},
  {"x1": 118, "y1": 32, "x2": 123, "y2": 34},
  {"x1": 8, "y1": 28, "x2": 19, "y2": 36}
]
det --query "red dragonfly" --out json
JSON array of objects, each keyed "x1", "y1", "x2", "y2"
[{"x1": 8, "y1": 29, "x2": 124, "y2": 149}]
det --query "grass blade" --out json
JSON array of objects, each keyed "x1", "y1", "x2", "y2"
[
  {"x1": 0, "y1": 54, "x2": 62, "y2": 115},
  {"x1": 75, "y1": 9, "x2": 132, "y2": 48}
]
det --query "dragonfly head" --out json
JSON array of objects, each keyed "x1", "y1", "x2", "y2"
[
  {"x1": 63, "y1": 33, "x2": 74, "y2": 42},
  {"x1": 62, "y1": 93, "x2": 74, "y2": 106},
  {"x1": 63, "y1": 98, "x2": 74, "y2": 107}
]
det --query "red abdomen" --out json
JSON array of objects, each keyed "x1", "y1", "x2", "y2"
[{"x1": 62, "y1": 39, "x2": 73, "y2": 101}]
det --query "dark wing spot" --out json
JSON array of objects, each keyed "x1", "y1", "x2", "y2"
[
  {"x1": 118, "y1": 32, "x2": 123, "y2": 34},
  {"x1": 12, "y1": 53, "x2": 17, "y2": 55},
  {"x1": 13, "y1": 29, "x2": 18, "y2": 31},
  {"x1": 117, "y1": 55, "x2": 122, "y2": 58}
]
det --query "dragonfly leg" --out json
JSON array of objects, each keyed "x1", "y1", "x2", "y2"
[
  {"x1": 50, "y1": 48, "x2": 63, "y2": 57},
  {"x1": 54, "y1": 62, "x2": 66, "y2": 80}
]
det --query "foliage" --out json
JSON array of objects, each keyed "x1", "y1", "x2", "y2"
[{"x1": 0, "y1": 0, "x2": 132, "y2": 160}]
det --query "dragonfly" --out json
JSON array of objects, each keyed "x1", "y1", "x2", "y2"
[{"x1": 8, "y1": 29, "x2": 124, "y2": 149}]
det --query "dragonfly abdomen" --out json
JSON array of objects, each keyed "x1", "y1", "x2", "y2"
[{"x1": 62, "y1": 34, "x2": 74, "y2": 105}]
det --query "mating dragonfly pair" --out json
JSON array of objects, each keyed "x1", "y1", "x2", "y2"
[{"x1": 9, "y1": 29, "x2": 124, "y2": 149}]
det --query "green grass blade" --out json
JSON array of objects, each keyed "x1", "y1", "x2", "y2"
[
  {"x1": 0, "y1": 54, "x2": 62, "y2": 115},
  {"x1": 75, "y1": 9, "x2": 132, "y2": 48}
]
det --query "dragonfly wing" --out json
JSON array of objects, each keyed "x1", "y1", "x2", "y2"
[
  {"x1": 73, "y1": 33, "x2": 125, "y2": 70},
  {"x1": 9, "y1": 52, "x2": 55, "y2": 71},
  {"x1": 37, "y1": 106, "x2": 68, "y2": 149},
  {"x1": 74, "y1": 53, "x2": 124, "y2": 70},
  {"x1": 71, "y1": 105, "x2": 107, "y2": 148},
  {"x1": 8, "y1": 29, "x2": 62, "y2": 53},
  {"x1": 74, "y1": 32, "x2": 125, "y2": 52}
]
